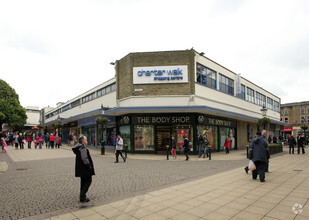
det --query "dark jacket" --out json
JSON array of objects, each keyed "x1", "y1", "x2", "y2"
[
  {"x1": 172, "y1": 139, "x2": 177, "y2": 149},
  {"x1": 184, "y1": 138, "x2": 189, "y2": 151},
  {"x1": 197, "y1": 135, "x2": 203, "y2": 145},
  {"x1": 249, "y1": 136, "x2": 270, "y2": 162},
  {"x1": 288, "y1": 136, "x2": 296, "y2": 146},
  {"x1": 72, "y1": 143, "x2": 95, "y2": 177},
  {"x1": 297, "y1": 136, "x2": 304, "y2": 147}
]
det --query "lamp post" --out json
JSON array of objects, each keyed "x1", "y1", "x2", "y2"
[{"x1": 260, "y1": 105, "x2": 268, "y2": 130}]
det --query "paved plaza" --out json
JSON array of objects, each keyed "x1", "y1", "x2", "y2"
[{"x1": 0, "y1": 145, "x2": 308, "y2": 220}]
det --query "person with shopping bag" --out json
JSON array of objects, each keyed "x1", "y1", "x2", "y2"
[{"x1": 248, "y1": 131, "x2": 270, "y2": 182}]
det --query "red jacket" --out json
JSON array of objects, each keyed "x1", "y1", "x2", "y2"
[
  {"x1": 26, "y1": 136, "x2": 32, "y2": 142},
  {"x1": 49, "y1": 135, "x2": 55, "y2": 141},
  {"x1": 224, "y1": 139, "x2": 231, "y2": 148},
  {"x1": 37, "y1": 136, "x2": 43, "y2": 142}
]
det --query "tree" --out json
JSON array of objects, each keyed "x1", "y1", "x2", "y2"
[
  {"x1": 301, "y1": 124, "x2": 308, "y2": 135},
  {"x1": 258, "y1": 117, "x2": 271, "y2": 129},
  {"x1": 0, "y1": 79, "x2": 27, "y2": 131}
]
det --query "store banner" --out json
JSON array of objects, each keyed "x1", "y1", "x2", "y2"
[
  {"x1": 133, "y1": 65, "x2": 188, "y2": 84},
  {"x1": 235, "y1": 73, "x2": 241, "y2": 95}
]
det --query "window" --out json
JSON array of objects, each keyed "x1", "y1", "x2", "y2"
[
  {"x1": 256, "y1": 92, "x2": 266, "y2": 107},
  {"x1": 71, "y1": 99, "x2": 80, "y2": 108},
  {"x1": 307, "y1": 108, "x2": 309, "y2": 113},
  {"x1": 308, "y1": 116, "x2": 309, "y2": 123},
  {"x1": 284, "y1": 110, "x2": 289, "y2": 115},
  {"x1": 285, "y1": 118, "x2": 289, "y2": 123},
  {"x1": 274, "y1": 101, "x2": 280, "y2": 112},
  {"x1": 110, "y1": 83, "x2": 116, "y2": 92},
  {"x1": 82, "y1": 93, "x2": 95, "y2": 104},
  {"x1": 236, "y1": 84, "x2": 245, "y2": 100},
  {"x1": 267, "y1": 97, "x2": 273, "y2": 110},
  {"x1": 219, "y1": 74, "x2": 234, "y2": 95},
  {"x1": 247, "y1": 87, "x2": 255, "y2": 103},
  {"x1": 97, "y1": 88, "x2": 106, "y2": 97},
  {"x1": 301, "y1": 116, "x2": 306, "y2": 123},
  {"x1": 62, "y1": 104, "x2": 71, "y2": 112},
  {"x1": 196, "y1": 63, "x2": 217, "y2": 89},
  {"x1": 300, "y1": 108, "x2": 305, "y2": 114},
  {"x1": 105, "y1": 86, "x2": 111, "y2": 94}
]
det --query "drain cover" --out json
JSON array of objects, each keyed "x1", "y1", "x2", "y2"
[
  {"x1": 16, "y1": 168, "x2": 28, "y2": 171},
  {"x1": 293, "y1": 170, "x2": 302, "y2": 171}
]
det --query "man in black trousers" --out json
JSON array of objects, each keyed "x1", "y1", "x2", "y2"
[
  {"x1": 249, "y1": 131, "x2": 270, "y2": 182},
  {"x1": 72, "y1": 135, "x2": 95, "y2": 203}
]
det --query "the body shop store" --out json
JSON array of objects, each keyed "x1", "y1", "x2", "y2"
[
  {"x1": 117, "y1": 114, "x2": 195, "y2": 153},
  {"x1": 133, "y1": 65, "x2": 188, "y2": 84}
]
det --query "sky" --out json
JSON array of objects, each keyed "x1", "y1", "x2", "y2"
[{"x1": 0, "y1": 0, "x2": 308, "y2": 109}]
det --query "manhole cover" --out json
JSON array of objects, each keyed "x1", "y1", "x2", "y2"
[
  {"x1": 16, "y1": 168, "x2": 28, "y2": 171},
  {"x1": 293, "y1": 170, "x2": 302, "y2": 172}
]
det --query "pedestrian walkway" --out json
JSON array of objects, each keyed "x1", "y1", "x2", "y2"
[{"x1": 47, "y1": 147, "x2": 309, "y2": 220}]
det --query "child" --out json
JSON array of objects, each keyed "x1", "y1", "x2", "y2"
[{"x1": 1, "y1": 138, "x2": 8, "y2": 153}]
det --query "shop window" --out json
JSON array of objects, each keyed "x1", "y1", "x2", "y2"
[
  {"x1": 197, "y1": 125, "x2": 218, "y2": 150},
  {"x1": 134, "y1": 125, "x2": 154, "y2": 151},
  {"x1": 219, "y1": 74, "x2": 234, "y2": 95},
  {"x1": 172, "y1": 125, "x2": 193, "y2": 151},
  {"x1": 119, "y1": 126, "x2": 131, "y2": 151},
  {"x1": 196, "y1": 63, "x2": 217, "y2": 89},
  {"x1": 219, "y1": 127, "x2": 235, "y2": 151}
]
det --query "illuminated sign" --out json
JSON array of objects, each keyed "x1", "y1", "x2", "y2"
[{"x1": 133, "y1": 65, "x2": 188, "y2": 84}]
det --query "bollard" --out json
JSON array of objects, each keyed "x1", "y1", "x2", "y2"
[
  {"x1": 246, "y1": 145, "x2": 249, "y2": 158},
  {"x1": 208, "y1": 146, "x2": 211, "y2": 160},
  {"x1": 124, "y1": 144, "x2": 128, "y2": 158},
  {"x1": 166, "y1": 145, "x2": 169, "y2": 160},
  {"x1": 101, "y1": 141, "x2": 105, "y2": 155}
]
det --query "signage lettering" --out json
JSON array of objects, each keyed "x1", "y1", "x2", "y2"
[{"x1": 134, "y1": 116, "x2": 192, "y2": 124}]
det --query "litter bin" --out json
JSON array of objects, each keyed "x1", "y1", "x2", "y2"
[{"x1": 101, "y1": 141, "x2": 105, "y2": 155}]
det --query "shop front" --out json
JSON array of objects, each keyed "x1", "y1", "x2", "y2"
[{"x1": 117, "y1": 113, "x2": 237, "y2": 154}]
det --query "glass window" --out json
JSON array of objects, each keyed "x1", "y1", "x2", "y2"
[
  {"x1": 301, "y1": 116, "x2": 305, "y2": 123},
  {"x1": 307, "y1": 108, "x2": 309, "y2": 113},
  {"x1": 267, "y1": 97, "x2": 273, "y2": 110},
  {"x1": 197, "y1": 125, "x2": 217, "y2": 150},
  {"x1": 119, "y1": 126, "x2": 131, "y2": 151},
  {"x1": 172, "y1": 125, "x2": 193, "y2": 150},
  {"x1": 111, "y1": 83, "x2": 116, "y2": 92},
  {"x1": 285, "y1": 118, "x2": 288, "y2": 123},
  {"x1": 256, "y1": 92, "x2": 266, "y2": 107},
  {"x1": 134, "y1": 125, "x2": 154, "y2": 151},
  {"x1": 284, "y1": 110, "x2": 289, "y2": 115},
  {"x1": 300, "y1": 108, "x2": 305, "y2": 114},
  {"x1": 71, "y1": 99, "x2": 80, "y2": 108},
  {"x1": 196, "y1": 63, "x2": 217, "y2": 89},
  {"x1": 274, "y1": 101, "x2": 280, "y2": 112},
  {"x1": 307, "y1": 116, "x2": 309, "y2": 123},
  {"x1": 246, "y1": 87, "x2": 255, "y2": 103},
  {"x1": 219, "y1": 74, "x2": 234, "y2": 95}
]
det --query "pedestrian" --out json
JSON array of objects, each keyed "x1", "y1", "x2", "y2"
[
  {"x1": 72, "y1": 135, "x2": 95, "y2": 203},
  {"x1": 113, "y1": 134, "x2": 117, "y2": 152},
  {"x1": 202, "y1": 133, "x2": 209, "y2": 158},
  {"x1": 68, "y1": 133, "x2": 73, "y2": 147},
  {"x1": 197, "y1": 132, "x2": 203, "y2": 158},
  {"x1": 73, "y1": 135, "x2": 77, "y2": 145},
  {"x1": 45, "y1": 133, "x2": 50, "y2": 148},
  {"x1": 55, "y1": 134, "x2": 61, "y2": 148},
  {"x1": 1, "y1": 138, "x2": 8, "y2": 152},
  {"x1": 37, "y1": 133, "x2": 43, "y2": 149},
  {"x1": 268, "y1": 135, "x2": 272, "y2": 144},
  {"x1": 13, "y1": 132, "x2": 19, "y2": 150},
  {"x1": 183, "y1": 135, "x2": 190, "y2": 161},
  {"x1": 273, "y1": 136, "x2": 277, "y2": 144},
  {"x1": 262, "y1": 130, "x2": 270, "y2": 172},
  {"x1": 26, "y1": 133, "x2": 32, "y2": 149},
  {"x1": 224, "y1": 136, "x2": 231, "y2": 154},
  {"x1": 42, "y1": 133, "x2": 45, "y2": 146},
  {"x1": 49, "y1": 133, "x2": 55, "y2": 149},
  {"x1": 288, "y1": 135, "x2": 296, "y2": 154},
  {"x1": 248, "y1": 131, "x2": 270, "y2": 182},
  {"x1": 297, "y1": 133, "x2": 305, "y2": 154},
  {"x1": 171, "y1": 135, "x2": 177, "y2": 159},
  {"x1": 115, "y1": 133, "x2": 126, "y2": 163},
  {"x1": 18, "y1": 133, "x2": 24, "y2": 149},
  {"x1": 9, "y1": 133, "x2": 14, "y2": 146}
]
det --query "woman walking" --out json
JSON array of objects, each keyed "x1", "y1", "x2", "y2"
[
  {"x1": 171, "y1": 136, "x2": 177, "y2": 159},
  {"x1": 14, "y1": 132, "x2": 19, "y2": 150},
  {"x1": 183, "y1": 135, "x2": 190, "y2": 161},
  {"x1": 224, "y1": 136, "x2": 231, "y2": 154},
  {"x1": 18, "y1": 133, "x2": 24, "y2": 149},
  {"x1": 49, "y1": 133, "x2": 55, "y2": 149},
  {"x1": 55, "y1": 134, "x2": 61, "y2": 148},
  {"x1": 202, "y1": 134, "x2": 209, "y2": 158},
  {"x1": 36, "y1": 133, "x2": 43, "y2": 149},
  {"x1": 26, "y1": 133, "x2": 32, "y2": 149}
]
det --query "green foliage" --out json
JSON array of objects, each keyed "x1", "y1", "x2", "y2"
[
  {"x1": 54, "y1": 122, "x2": 62, "y2": 128},
  {"x1": 300, "y1": 125, "x2": 308, "y2": 131},
  {"x1": 96, "y1": 117, "x2": 108, "y2": 125},
  {"x1": 37, "y1": 124, "x2": 43, "y2": 129},
  {"x1": 258, "y1": 117, "x2": 271, "y2": 127},
  {"x1": 0, "y1": 79, "x2": 27, "y2": 131},
  {"x1": 268, "y1": 143, "x2": 281, "y2": 147}
]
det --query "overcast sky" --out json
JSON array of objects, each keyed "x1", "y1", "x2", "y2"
[{"x1": 1, "y1": 0, "x2": 308, "y2": 109}]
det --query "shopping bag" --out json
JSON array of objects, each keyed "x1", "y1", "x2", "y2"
[{"x1": 248, "y1": 160, "x2": 256, "y2": 171}]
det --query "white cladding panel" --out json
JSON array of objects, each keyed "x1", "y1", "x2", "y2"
[{"x1": 26, "y1": 112, "x2": 40, "y2": 125}]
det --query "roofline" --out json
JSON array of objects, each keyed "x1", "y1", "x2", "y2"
[{"x1": 281, "y1": 101, "x2": 309, "y2": 107}]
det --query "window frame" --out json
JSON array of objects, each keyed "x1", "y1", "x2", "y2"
[
  {"x1": 196, "y1": 63, "x2": 217, "y2": 89},
  {"x1": 219, "y1": 74, "x2": 234, "y2": 95}
]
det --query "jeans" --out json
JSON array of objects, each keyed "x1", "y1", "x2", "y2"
[
  {"x1": 171, "y1": 148, "x2": 177, "y2": 158},
  {"x1": 39, "y1": 141, "x2": 42, "y2": 149},
  {"x1": 115, "y1": 150, "x2": 125, "y2": 162},
  {"x1": 197, "y1": 145, "x2": 202, "y2": 158},
  {"x1": 203, "y1": 147, "x2": 208, "y2": 158},
  {"x1": 289, "y1": 145, "x2": 294, "y2": 154}
]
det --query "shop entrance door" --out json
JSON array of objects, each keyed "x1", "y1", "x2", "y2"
[{"x1": 156, "y1": 126, "x2": 171, "y2": 153}]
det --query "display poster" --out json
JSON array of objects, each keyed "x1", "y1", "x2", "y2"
[{"x1": 177, "y1": 129, "x2": 189, "y2": 149}]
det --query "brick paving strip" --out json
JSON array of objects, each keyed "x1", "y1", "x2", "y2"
[{"x1": 47, "y1": 147, "x2": 309, "y2": 220}]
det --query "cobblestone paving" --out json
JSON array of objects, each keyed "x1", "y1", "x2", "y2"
[{"x1": 0, "y1": 149, "x2": 248, "y2": 220}]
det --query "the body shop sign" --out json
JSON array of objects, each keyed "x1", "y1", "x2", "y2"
[{"x1": 133, "y1": 65, "x2": 188, "y2": 84}]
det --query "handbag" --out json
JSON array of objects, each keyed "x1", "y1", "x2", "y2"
[{"x1": 248, "y1": 160, "x2": 256, "y2": 171}]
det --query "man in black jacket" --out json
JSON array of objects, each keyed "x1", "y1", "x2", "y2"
[
  {"x1": 72, "y1": 135, "x2": 95, "y2": 203},
  {"x1": 297, "y1": 133, "x2": 305, "y2": 154},
  {"x1": 249, "y1": 131, "x2": 270, "y2": 182}
]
